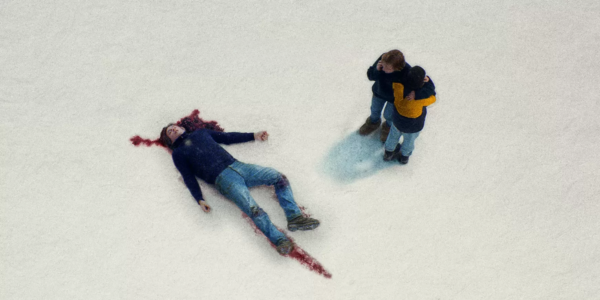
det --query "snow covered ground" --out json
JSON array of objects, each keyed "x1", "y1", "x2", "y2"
[{"x1": 2, "y1": 1, "x2": 600, "y2": 299}]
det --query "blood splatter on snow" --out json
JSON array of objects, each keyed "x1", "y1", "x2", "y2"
[{"x1": 243, "y1": 214, "x2": 331, "y2": 279}]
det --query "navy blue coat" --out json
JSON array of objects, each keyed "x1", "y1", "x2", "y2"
[
  {"x1": 367, "y1": 55, "x2": 411, "y2": 102},
  {"x1": 171, "y1": 129, "x2": 255, "y2": 202}
]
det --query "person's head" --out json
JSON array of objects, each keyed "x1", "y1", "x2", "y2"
[
  {"x1": 381, "y1": 50, "x2": 406, "y2": 73},
  {"x1": 406, "y1": 66, "x2": 426, "y2": 90},
  {"x1": 160, "y1": 124, "x2": 186, "y2": 149}
]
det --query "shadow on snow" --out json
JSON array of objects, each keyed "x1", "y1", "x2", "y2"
[{"x1": 321, "y1": 131, "x2": 395, "y2": 183}]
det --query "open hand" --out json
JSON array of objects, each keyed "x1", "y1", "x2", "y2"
[
  {"x1": 199, "y1": 200, "x2": 211, "y2": 213},
  {"x1": 254, "y1": 131, "x2": 269, "y2": 141}
]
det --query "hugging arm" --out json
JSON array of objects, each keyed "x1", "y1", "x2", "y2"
[
  {"x1": 414, "y1": 80, "x2": 437, "y2": 106},
  {"x1": 421, "y1": 78, "x2": 436, "y2": 96}
]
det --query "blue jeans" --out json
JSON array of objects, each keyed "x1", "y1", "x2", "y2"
[
  {"x1": 384, "y1": 124, "x2": 420, "y2": 156},
  {"x1": 214, "y1": 161, "x2": 303, "y2": 245},
  {"x1": 369, "y1": 95, "x2": 394, "y2": 126}
]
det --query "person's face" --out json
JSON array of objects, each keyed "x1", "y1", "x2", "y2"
[
  {"x1": 381, "y1": 62, "x2": 395, "y2": 74},
  {"x1": 166, "y1": 125, "x2": 185, "y2": 143}
]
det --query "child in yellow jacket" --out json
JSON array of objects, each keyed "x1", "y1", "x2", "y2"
[{"x1": 383, "y1": 66, "x2": 436, "y2": 164}]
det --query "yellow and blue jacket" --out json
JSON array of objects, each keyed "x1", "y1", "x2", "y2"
[{"x1": 391, "y1": 78, "x2": 436, "y2": 133}]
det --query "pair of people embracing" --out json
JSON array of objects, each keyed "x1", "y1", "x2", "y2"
[
  {"x1": 160, "y1": 49, "x2": 435, "y2": 256},
  {"x1": 359, "y1": 49, "x2": 437, "y2": 164}
]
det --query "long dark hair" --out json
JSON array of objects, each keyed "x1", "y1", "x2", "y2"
[
  {"x1": 159, "y1": 123, "x2": 177, "y2": 149},
  {"x1": 130, "y1": 109, "x2": 225, "y2": 149}
]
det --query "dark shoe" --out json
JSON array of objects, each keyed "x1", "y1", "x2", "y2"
[
  {"x1": 276, "y1": 239, "x2": 294, "y2": 255},
  {"x1": 399, "y1": 155, "x2": 409, "y2": 164},
  {"x1": 287, "y1": 215, "x2": 320, "y2": 232},
  {"x1": 383, "y1": 144, "x2": 401, "y2": 161},
  {"x1": 358, "y1": 117, "x2": 380, "y2": 135},
  {"x1": 380, "y1": 122, "x2": 391, "y2": 142}
]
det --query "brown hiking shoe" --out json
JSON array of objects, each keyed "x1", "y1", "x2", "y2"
[
  {"x1": 358, "y1": 117, "x2": 380, "y2": 135},
  {"x1": 380, "y1": 122, "x2": 391, "y2": 142}
]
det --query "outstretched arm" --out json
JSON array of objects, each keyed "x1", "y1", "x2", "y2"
[
  {"x1": 208, "y1": 130, "x2": 255, "y2": 145},
  {"x1": 172, "y1": 152, "x2": 209, "y2": 212},
  {"x1": 198, "y1": 200, "x2": 211, "y2": 213},
  {"x1": 254, "y1": 131, "x2": 269, "y2": 141}
]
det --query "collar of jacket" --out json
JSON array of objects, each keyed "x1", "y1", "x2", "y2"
[{"x1": 172, "y1": 132, "x2": 190, "y2": 148}]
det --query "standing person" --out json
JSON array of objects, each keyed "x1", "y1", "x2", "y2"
[
  {"x1": 359, "y1": 49, "x2": 411, "y2": 142},
  {"x1": 160, "y1": 125, "x2": 320, "y2": 255},
  {"x1": 383, "y1": 66, "x2": 436, "y2": 164}
]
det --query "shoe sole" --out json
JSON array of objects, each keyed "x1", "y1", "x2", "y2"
[
  {"x1": 383, "y1": 154, "x2": 398, "y2": 161},
  {"x1": 384, "y1": 148, "x2": 401, "y2": 161},
  {"x1": 288, "y1": 222, "x2": 320, "y2": 232},
  {"x1": 277, "y1": 245, "x2": 293, "y2": 255},
  {"x1": 276, "y1": 242, "x2": 294, "y2": 255}
]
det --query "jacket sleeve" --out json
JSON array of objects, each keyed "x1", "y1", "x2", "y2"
[
  {"x1": 366, "y1": 55, "x2": 383, "y2": 81},
  {"x1": 172, "y1": 151, "x2": 204, "y2": 202},
  {"x1": 208, "y1": 130, "x2": 255, "y2": 145},
  {"x1": 416, "y1": 94, "x2": 436, "y2": 107},
  {"x1": 413, "y1": 79, "x2": 437, "y2": 107},
  {"x1": 421, "y1": 78, "x2": 436, "y2": 96}
]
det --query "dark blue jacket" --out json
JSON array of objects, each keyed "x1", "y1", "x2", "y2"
[
  {"x1": 171, "y1": 129, "x2": 255, "y2": 202},
  {"x1": 367, "y1": 55, "x2": 411, "y2": 102}
]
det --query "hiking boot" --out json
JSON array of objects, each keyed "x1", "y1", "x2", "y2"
[
  {"x1": 358, "y1": 117, "x2": 380, "y2": 135},
  {"x1": 383, "y1": 144, "x2": 401, "y2": 161},
  {"x1": 380, "y1": 122, "x2": 391, "y2": 142},
  {"x1": 399, "y1": 154, "x2": 410, "y2": 164},
  {"x1": 287, "y1": 215, "x2": 320, "y2": 232},
  {"x1": 276, "y1": 239, "x2": 294, "y2": 255}
]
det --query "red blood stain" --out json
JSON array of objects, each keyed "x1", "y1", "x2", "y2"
[
  {"x1": 298, "y1": 206, "x2": 310, "y2": 218},
  {"x1": 131, "y1": 110, "x2": 330, "y2": 278},
  {"x1": 288, "y1": 244, "x2": 332, "y2": 279},
  {"x1": 130, "y1": 136, "x2": 163, "y2": 147},
  {"x1": 177, "y1": 109, "x2": 224, "y2": 133},
  {"x1": 243, "y1": 214, "x2": 332, "y2": 279},
  {"x1": 130, "y1": 109, "x2": 225, "y2": 148}
]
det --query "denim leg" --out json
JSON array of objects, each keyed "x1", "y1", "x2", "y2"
[
  {"x1": 382, "y1": 101, "x2": 395, "y2": 126},
  {"x1": 400, "y1": 132, "x2": 420, "y2": 156},
  {"x1": 228, "y1": 161, "x2": 302, "y2": 220},
  {"x1": 369, "y1": 95, "x2": 387, "y2": 123},
  {"x1": 215, "y1": 167, "x2": 287, "y2": 245},
  {"x1": 384, "y1": 124, "x2": 402, "y2": 152}
]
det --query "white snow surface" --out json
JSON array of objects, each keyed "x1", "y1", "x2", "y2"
[{"x1": 2, "y1": 1, "x2": 600, "y2": 299}]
